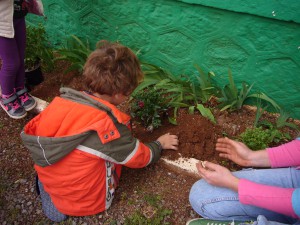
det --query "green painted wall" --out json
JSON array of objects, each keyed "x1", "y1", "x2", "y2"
[{"x1": 28, "y1": 0, "x2": 300, "y2": 119}]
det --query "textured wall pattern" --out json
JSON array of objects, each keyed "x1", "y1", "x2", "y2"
[
  {"x1": 28, "y1": 0, "x2": 300, "y2": 118},
  {"x1": 178, "y1": 0, "x2": 300, "y2": 23}
]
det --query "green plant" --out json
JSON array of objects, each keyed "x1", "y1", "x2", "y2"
[
  {"x1": 124, "y1": 208, "x2": 172, "y2": 225},
  {"x1": 144, "y1": 194, "x2": 161, "y2": 207},
  {"x1": 239, "y1": 127, "x2": 272, "y2": 150},
  {"x1": 253, "y1": 98, "x2": 269, "y2": 128},
  {"x1": 124, "y1": 207, "x2": 172, "y2": 225},
  {"x1": 120, "y1": 192, "x2": 127, "y2": 201},
  {"x1": 127, "y1": 199, "x2": 135, "y2": 205},
  {"x1": 188, "y1": 104, "x2": 216, "y2": 124},
  {"x1": 193, "y1": 64, "x2": 220, "y2": 103},
  {"x1": 106, "y1": 220, "x2": 118, "y2": 225},
  {"x1": 130, "y1": 88, "x2": 169, "y2": 130},
  {"x1": 54, "y1": 219, "x2": 74, "y2": 225},
  {"x1": 135, "y1": 62, "x2": 217, "y2": 124},
  {"x1": 239, "y1": 126, "x2": 290, "y2": 150},
  {"x1": 124, "y1": 193, "x2": 171, "y2": 225},
  {"x1": 220, "y1": 160, "x2": 230, "y2": 167},
  {"x1": 136, "y1": 62, "x2": 195, "y2": 105},
  {"x1": 55, "y1": 35, "x2": 92, "y2": 74},
  {"x1": 256, "y1": 109, "x2": 299, "y2": 143},
  {"x1": 218, "y1": 69, "x2": 280, "y2": 112},
  {"x1": 259, "y1": 109, "x2": 299, "y2": 131},
  {"x1": 25, "y1": 23, "x2": 54, "y2": 72}
]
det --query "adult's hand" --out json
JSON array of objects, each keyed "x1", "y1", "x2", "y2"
[
  {"x1": 216, "y1": 137, "x2": 253, "y2": 167},
  {"x1": 216, "y1": 137, "x2": 271, "y2": 167},
  {"x1": 196, "y1": 161, "x2": 239, "y2": 192}
]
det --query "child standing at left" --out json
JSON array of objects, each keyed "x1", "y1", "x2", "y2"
[{"x1": 0, "y1": 0, "x2": 37, "y2": 119}]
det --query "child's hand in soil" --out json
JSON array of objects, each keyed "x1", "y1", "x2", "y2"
[
  {"x1": 157, "y1": 133, "x2": 179, "y2": 151},
  {"x1": 196, "y1": 161, "x2": 239, "y2": 192}
]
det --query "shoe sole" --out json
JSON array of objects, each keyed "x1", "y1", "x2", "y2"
[
  {"x1": 0, "y1": 102, "x2": 27, "y2": 119},
  {"x1": 24, "y1": 98, "x2": 37, "y2": 111}
]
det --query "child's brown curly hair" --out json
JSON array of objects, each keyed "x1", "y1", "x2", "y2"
[{"x1": 83, "y1": 40, "x2": 144, "y2": 96}]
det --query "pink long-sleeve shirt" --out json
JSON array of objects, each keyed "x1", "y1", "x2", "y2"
[{"x1": 238, "y1": 138, "x2": 300, "y2": 219}]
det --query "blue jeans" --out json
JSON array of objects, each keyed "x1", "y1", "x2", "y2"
[
  {"x1": 189, "y1": 167, "x2": 300, "y2": 224},
  {"x1": 38, "y1": 179, "x2": 68, "y2": 222}
]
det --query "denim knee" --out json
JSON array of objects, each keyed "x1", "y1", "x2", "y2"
[
  {"x1": 189, "y1": 179, "x2": 209, "y2": 218},
  {"x1": 189, "y1": 179, "x2": 240, "y2": 219}
]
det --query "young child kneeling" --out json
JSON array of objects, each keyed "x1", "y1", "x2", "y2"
[{"x1": 21, "y1": 41, "x2": 179, "y2": 222}]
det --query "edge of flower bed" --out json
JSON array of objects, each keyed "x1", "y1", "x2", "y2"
[
  {"x1": 161, "y1": 157, "x2": 200, "y2": 178},
  {"x1": 32, "y1": 96, "x2": 49, "y2": 113}
]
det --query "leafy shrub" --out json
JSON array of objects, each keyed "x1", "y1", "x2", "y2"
[
  {"x1": 239, "y1": 126, "x2": 292, "y2": 150},
  {"x1": 25, "y1": 23, "x2": 54, "y2": 72},
  {"x1": 239, "y1": 127, "x2": 272, "y2": 150},
  {"x1": 258, "y1": 112, "x2": 299, "y2": 144},
  {"x1": 254, "y1": 104, "x2": 299, "y2": 143},
  {"x1": 130, "y1": 88, "x2": 169, "y2": 130}
]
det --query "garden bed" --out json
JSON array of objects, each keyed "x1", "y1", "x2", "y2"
[{"x1": 0, "y1": 61, "x2": 299, "y2": 224}]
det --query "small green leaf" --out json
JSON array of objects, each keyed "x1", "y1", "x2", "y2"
[
  {"x1": 196, "y1": 104, "x2": 216, "y2": 124},
  {"x1": 188, "y1": 106, "x2": 195, "y2": 114},
  {"x1": 168, "y1": 117, "x2": 177, "y2": 125}
]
